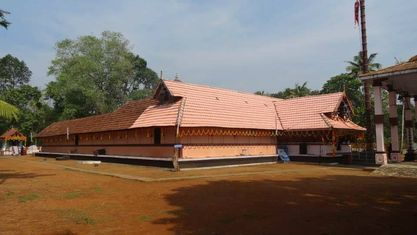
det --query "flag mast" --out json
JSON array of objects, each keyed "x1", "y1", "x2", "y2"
[{"x1": 358, "y1": 0, "x2": 373, "y2": 151}]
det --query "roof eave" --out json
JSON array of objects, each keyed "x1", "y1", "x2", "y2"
[{"x1": 360, "y1": 68, "x2": 417, "y2": 81}]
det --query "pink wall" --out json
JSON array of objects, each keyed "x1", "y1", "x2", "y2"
[
  {"x1": 39, "y1": 127, "x2": 278, "y2": 159},
  {"x1": 42, "y1": 145, "x2": 174, "y2": 158}
]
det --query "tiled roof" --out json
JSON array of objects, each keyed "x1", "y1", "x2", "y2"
[
  {"x1": 273, "y1": 92, "x2": 364, "y2": 131},
  {"x1": 37, "y1": 80, "x2": 365, "y2": 137},
  {"x1": 1, "y1": 128, "x2": 26, "y2": 139},
  {"x1": 37, "y1": 99, "x2": 158, "y2": 137},
  {"x1": 324, "y1": 116, "x2": 366, "y2": 131},
  {"x1": 162, "y1": 80, "x2": 282, "y2": 130},
  {"x1": 360, "y1": 54, "x2": 417, "y2": 79}
]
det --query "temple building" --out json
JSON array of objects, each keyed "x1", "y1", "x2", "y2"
[
  {"x1": 36, "y1": 80, "x2": 365, "y2": 167},
  {"x1": 360, "y1": 54, "x2": 417, "y2": 164}
]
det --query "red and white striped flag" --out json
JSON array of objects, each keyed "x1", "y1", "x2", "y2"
[{"x1": 354, "y1": 0, "x2": 360, "y2": 26}]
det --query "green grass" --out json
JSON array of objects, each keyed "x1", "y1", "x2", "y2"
[
  {"x1": 0, "y1": 191, "x2": 15, "y2": 201},
  {"x1": 137, "y1": 215, "x2": 153, "y2": 222},
  {"x1": 18, "y1": 193, "x2": 40, "y2": 203},
  {"x1": 57, "y1": 209, "x2": 96, "y2": 225},
  {"x1": 92, "y1": 186, "x2": 103, "y2": 193},
  {"x1": 63, "y1": 191, "x2": 83, "y2": 199}
]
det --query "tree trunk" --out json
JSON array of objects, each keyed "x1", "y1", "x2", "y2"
[{"x1": 360, "y1": 0, "x2": 374, "y2": 151}]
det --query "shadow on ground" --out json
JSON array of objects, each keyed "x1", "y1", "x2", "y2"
[
  {"x1": 154, "y1": 175, "x2": 417, "y2": 235},
  {"x1": 0, "y1": 170, "x2": 55, "y2": 185}
]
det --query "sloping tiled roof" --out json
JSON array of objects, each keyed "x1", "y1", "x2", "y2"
[
  {"x1": 273, "y1": 92, "x2": 364, "y2": 131},
  {"x1": 162, "y1": 80, "x2": 282, "y2": 130},
  {"x1": 37, "y1": 80, "x2": 365, "y2": 137},
  {"x1": 37, "y1": 99, "x2": 158, "y2": 137},
  {"x1": 360, "y1": 54, "x2": 417, "y2": 79},
  {"x1": 1, "y1": 128, "x2": 26, "y2": 139},
  {"x1": 324, "y1": 116, "x2": 366, "y2": 131}
]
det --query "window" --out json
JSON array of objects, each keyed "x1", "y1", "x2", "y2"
[{"x1": 154, "y1": 128, "x2": 161, "y2": 145}]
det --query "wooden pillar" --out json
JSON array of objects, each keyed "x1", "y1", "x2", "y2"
[
  {"x1": 415, "y1": 96, "x2": 417, "y2": 149},
  {"x1": 373, "y1": 83, "x2": 387, "y2": 165},
  {"x1": 388, "y1": 90, "x2": 401, "y2": 162},
  {"x1": 404, "y1": 97, "x2": 415, "y2": 161}
]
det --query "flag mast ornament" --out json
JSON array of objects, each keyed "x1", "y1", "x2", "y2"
[{"x1": 354, "y1": 0, "x2": 360, "y2": 27}]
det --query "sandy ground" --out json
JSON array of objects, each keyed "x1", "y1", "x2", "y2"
[{"x1": 1, "y1": 156, "x2": 417, "y2": 235}]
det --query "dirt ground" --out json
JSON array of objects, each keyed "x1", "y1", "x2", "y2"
[{"x1": 1, "y1": 156, "x2": 417, "y2": 235}]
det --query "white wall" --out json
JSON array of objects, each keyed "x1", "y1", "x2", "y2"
[{"x1": 283, "y1": 144, "x2": 351, "y2": 156}]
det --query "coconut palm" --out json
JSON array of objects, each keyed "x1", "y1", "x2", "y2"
[
  {"x1": 0, "y1": 9, "x2": 11, "y2": 29},
  {"x1": 0, "y1": 100, "x2": 19, "y2": 121},
  {"x1": 346, "y1": 52, "x2": 382, "y2": 76}
]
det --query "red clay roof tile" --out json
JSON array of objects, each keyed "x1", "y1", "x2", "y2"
[{"x1": 37, "y1": 80, "x2": 365, "y2": 137}]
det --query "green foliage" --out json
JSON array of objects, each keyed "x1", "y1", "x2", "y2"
[
  {"x1": 0, "y1": 9, "x2": 10, "y2": 29},
  {"x1": 0, "y1": 100, "x2": 19, "y2": 121},
  {"x1": 137, "y1": 215, "x2": 153, "y2": 222},
  {"x1": 57, "y1": 209, "x2": 96, "y2": 225},
  {"x1": 346, "y1": 52, "x2": 382, "y2": 76},
  {"x1": 255, "y1": 53, "x2": 383, "y2": 132},
  {"x1": 0, "y1": 55, "x2": 53, "y2": 141},
  {"x1": 270, "y1": 82, "x2": 319, "y2": 99},
  {"x1": 63, "y1": 191, "x2": 83, "y2": 200},
  {"x1": 0, "y1": 54, "x2": 32, "y2": 91},
  {"x1": 18, "y1": 193, "x2": 40, "y2": 203},
  {"x1": 321, "y1": 73, "x2": 365, "y2": 125},
  {"x1": 47, "y1": 31, "x2": 158, "y2": 120}
]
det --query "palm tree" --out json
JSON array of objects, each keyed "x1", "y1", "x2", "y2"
[
  {"x1": 346, "y1": 52, "x2": 381, "y2": 151},
  {"x1": 0, "y1": 9, "x2": 11, "y2": 29},
  {"x1": 292, "y1": 82, "x2": 311, "y2": 97},
  {"x1": 0, "y1": 100, "x2": 19, "y2": 121},
  {"x1": 346, "y1": 52, "x2": 381, "y2": 76}
]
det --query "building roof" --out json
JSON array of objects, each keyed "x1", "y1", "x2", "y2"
[
  {"x1": 158, "y1": 80, "x2": 282, "y2": 130},
  {"x1": 360, "y1": 54, "x2": 417, "y2": 80},
  {"x1": 0, "y1": 128, "x2": 27, "y2": 141},
  {"x1": 37, "y1": 99, "x2": 158, "y2": 137},
  {"x1": 274, "y1": 92, "x2": 364, "y2": 131},
  {"x1": 37, "y1": 80, "x2": 365, "y2": 137}
]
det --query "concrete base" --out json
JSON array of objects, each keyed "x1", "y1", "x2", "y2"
[
  {"x1": 375, "y1": 153, "x2": 388, "y2": 165},
  {"x1": 390, "y1": 152, "x2": 404, "y2": 162}
]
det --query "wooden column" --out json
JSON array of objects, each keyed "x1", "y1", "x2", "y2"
[
  {"x1": 415, "y1": 96, "x2": 417, "y2": 148},
  {"x1": 373, "y1": 83, "x2": 387, "y2": 165},
  {"x1": 388, "y1": 90, "x2": 401, "y2": 162},
  {"x1": 404, "y1": 97, "x2": 415, "y2": 161}
]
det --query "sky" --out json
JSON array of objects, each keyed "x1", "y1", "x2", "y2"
[{"x1": 1, "y1": 0, "x2": 417, "y2": 93}]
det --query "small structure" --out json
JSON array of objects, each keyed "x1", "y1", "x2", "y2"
[
  {"x1": 360, "y1": 54, "x2": 417, "y2": 164},
  {"x1": 36, "y1": 80, "x2": 365, "y2": 167},
  {"x1": 0, "y1": 128, "x2": 27, "y2": 156}
]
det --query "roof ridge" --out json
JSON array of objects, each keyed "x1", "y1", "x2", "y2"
[{"x1": 163, "y1": 79, "x2": 282, "y2": 101}]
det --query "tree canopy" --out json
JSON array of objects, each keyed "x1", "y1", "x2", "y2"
[
  {"x1": 256, "y1": 82, "x2": 320, "y2": 99},
  {"x1": 0, "y1": 54, "x2": 32, "y2": 91},
  {"x1": 346, "y1": 52, "x2": 382, "y2": 76},
  {"x1": 47, "y1": 31, "x2": 159, "y2": 120},
  {"x1": 0, "y1": 54, "x2": 52, "y2": 141}
]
